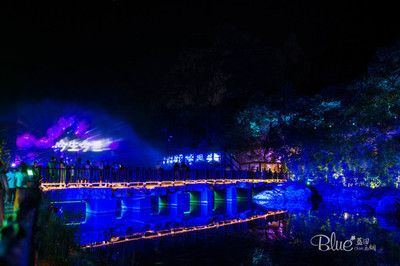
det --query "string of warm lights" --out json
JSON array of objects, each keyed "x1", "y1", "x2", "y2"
[
  {"x1": 40, "y1": 179, "x2": 286, "y2": 191},
  {"x1": 82, "y1": 210, "x2": 287, "y2": 248}
]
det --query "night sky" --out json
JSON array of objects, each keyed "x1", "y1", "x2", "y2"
[{"x1": 2, "y1": 1, "x2": 400, "y2": 144}]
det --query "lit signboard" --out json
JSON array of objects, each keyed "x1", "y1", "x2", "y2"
[
  {"x1": 162, "y1": 152, "x2": 221, "y2": 165},
  {"x1": 52, "y1": 138, "x2": 114, "y2": 152}
]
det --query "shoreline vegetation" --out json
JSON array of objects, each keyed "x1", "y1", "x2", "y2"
[{"x1": 254, "y1": 181, "x2": 400, "y2": 220}]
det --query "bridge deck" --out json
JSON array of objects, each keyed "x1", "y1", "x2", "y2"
[{"x1": 40, "y1": 178, "x2": 286, "y2": 191}]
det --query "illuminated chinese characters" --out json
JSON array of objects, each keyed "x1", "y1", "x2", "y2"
[
  {"x1": 162, "y1": 152, "x2": 221, "y2": 165},
  {"x1": 52, "y1": 138, "x2": 114, "y2": 152}
]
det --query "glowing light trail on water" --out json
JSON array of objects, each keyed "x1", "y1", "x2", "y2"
[{"x1": 82, "y1": 210, "x2": 287, "y2": 248}]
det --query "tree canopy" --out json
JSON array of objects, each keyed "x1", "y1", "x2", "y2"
[{"x1": 235, "y1": 42, "x2": 400, "y2": 188}]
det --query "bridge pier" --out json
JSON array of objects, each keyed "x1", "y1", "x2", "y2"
[
  {"x1": 200, "y1": 189, "x2": 214, "y2": 205},
  {"x1": 201, "y1": 203, "x2": 213, "y2": 217},
  {"x1": 169, "y1": 191, "x2": 190, "y2": 216},
  {"x1": 168, "y1": 191, "x2": 186, "y2": 207},
  {"x1": 226, "y1": 186, "x2": 237, "y2": 202}
]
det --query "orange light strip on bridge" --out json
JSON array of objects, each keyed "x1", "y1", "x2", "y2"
[
  {"x1": 82, "y1": 210, "x2": 287, "y2": 249},
  {"x1": 40, "y1": 179, "x2": 286, "y2": 191}
]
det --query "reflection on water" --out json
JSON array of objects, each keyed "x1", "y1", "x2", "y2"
[
  {"x1": 57, "y1": 200, "x2": 286, "y2": 247},
  {"x1": 56, "y1": 200, "x2": 400, "y2": 265}
]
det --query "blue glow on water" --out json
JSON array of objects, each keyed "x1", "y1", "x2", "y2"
[
  {"x1": 59, "y1": 201, "x2": 270, "y2": 245},
  {"x1": 49, "y1": 188, "x2": 400, "y2": 265}
]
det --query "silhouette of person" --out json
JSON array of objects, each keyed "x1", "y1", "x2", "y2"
[{"x1": 173, "y1": 163, "x2": 180, "y2": 180}]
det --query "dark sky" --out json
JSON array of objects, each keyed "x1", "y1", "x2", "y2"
[{"x1": 2, "y1": 1, "x2": 400, "y2": 121}]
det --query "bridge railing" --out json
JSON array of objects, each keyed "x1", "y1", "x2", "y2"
[{"x1": 38, "y1": 167, "x2": 288, "y2": 183}]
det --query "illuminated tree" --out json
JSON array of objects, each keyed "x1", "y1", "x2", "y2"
[{"x1": 235, "y1": 41, "x2": 400, "y2": 188}]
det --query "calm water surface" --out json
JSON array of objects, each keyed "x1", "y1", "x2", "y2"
[{"x1": 58, "y1": 200, "x2": 400, "y2": 265}]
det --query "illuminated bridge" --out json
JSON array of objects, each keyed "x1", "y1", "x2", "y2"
[{"x1": 41, "y1": 168, "x2": 286, "y2": 215}]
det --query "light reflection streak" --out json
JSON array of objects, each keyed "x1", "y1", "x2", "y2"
[{"x1": 82, "y1": 210, "x2": 287, "y2": 249}]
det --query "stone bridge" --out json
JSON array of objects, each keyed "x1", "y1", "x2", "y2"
[{"x1": 42, "y1": 179, "x2": 286, "y2": 214}]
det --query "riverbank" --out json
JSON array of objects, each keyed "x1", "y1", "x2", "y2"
[
  {"x1": 253, "y1": 181, "x2": 400, "y2": 219},
  {"x1": 315, "y1": 183, "x2": 400, "y2": 217}
]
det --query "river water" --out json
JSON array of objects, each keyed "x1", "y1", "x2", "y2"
[{"x1": 58, "y1": 200, "x2": 400, "y2": 265}]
